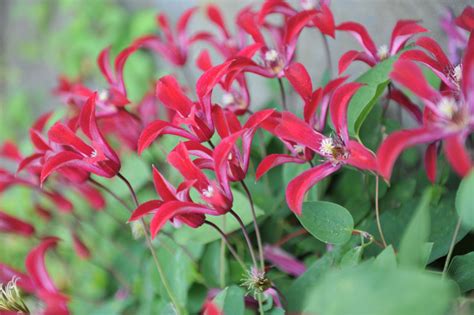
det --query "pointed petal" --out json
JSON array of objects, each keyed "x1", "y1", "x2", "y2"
[
  {"x1": 286, "y1": 162, "x2": 339, "y2": 215},
  {"x1": 32, "y1": 111, "x2": 54, "y2": 132},
  {"x1": 168, "y1": 143, "x2": 209, "y2": 191},
  {"x1": 346, "y1": 140, "x2": 377, "y2": 171},
  {"x1": 71, "y1": 232, "x2": 91, "y2": 260},
  {"x1": 377, "y1": 127, "x2": 446, "y2": 181},
  {"x1": 48, "y1": 123, "x2": 93, "y2": 156},
  {"x1": 206, "y1": 4, "x2": 230, "y2": 38},
  {"x1": 0, "y1": 210, "x2": 35, "y2": 236},
  {"x1": 40, "y1": 151, "x2": 83, "y2": 184},
  {"x1": 152, "y1": 166, "x2": 177, "y2": 201},
  {"x1": 129, "y1": 200, "x2": 164, "y2": 222},
  {"x1": 338, "y1": 50, "x2": 376, "y2": 74},
  {"x1": 137, "y1": 120, "x2": 199, "y2": 155},
  {"x1": 256, "y1": 154, "x2": 305, "y2": 180},
  {"x1": 462, "y1": 33, "x2": 474, "y2": 104},
  {"x1": 284, "y1": 10, "x2": 316, "y2": 45},
  {"x1": 336, "y1": 22, "x2": 377, "y2": 57},
  {"x1": 0, "y1": 263, "x2": 35, "y2": 293},
  {"x1": 329, "y1": 82, "x2": 363, "y2": 142},
  {"x1": 389, "y1": 20, "x2": 427, "y2": 55},
  {"x1": 414, "y1": 37, "x2": 452, "y2": 70},
  {"x1": 30, "y1": 129, "x2": 51, "y2": 151},
  {"x1": 177, "y1": 7, "x2": 198, "y2": 35},
  {"x1": 285, "y1": 62, "x2": 312, "y2": 100},
  {"x1": 456, "y1": 6, "x2": 474, "y2": 31},
  {"x1": 114, "y1": 45, "x2": 139, "y2": 92},
  {"x1": 156, "y1": 75, "x2": 194, "y2": 117},
  {"x1": 0, "y1": 140, "x2": 22, "y2": 161},
  {"x1": 97, "y1": 46, "x2": 114, "y2": 84},
  {"x1": 237, "y1": 9, "x2": 265, "y2": 44},
  {"x1": 150, "y1": 201, "x2": 216, "y2": 238},
  {"x1": 274, "y1": 112, "x2": 325, "y2": 152},
  {"x1": 443, "y1": 134, "x2": 472, "y2": 177},
  {"x1": 313, "y1": 4, "x2": 336, "y2": 38},
  {"x1": 390, "y1": 59, "x2": 440, "y2": 105},
  {"x1": 264, "y1": 245, "x2": 306, "y2": 276},
  {"x1": 196, "y1": 50, "x2": 213, "y2": 71}
]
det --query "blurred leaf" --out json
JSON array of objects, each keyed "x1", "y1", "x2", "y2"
[
  {"x1": 174, "y1": 189, "x2": 264, "y2": 244},
  {"x1": 398, "y1": 189, "x2": 431, "y2": 268},
  {"x1": 301, "y1": 264, "x2": 458, "y2": 315},
  {"x1": 201, "y1": 241, "x2": 227, "y2": 288},
  {"x1": 373, "y1": 245, "x2": 397, "y2": 269},
  {"x1": 298, "y1": 201, "x2": 354, "y2": 245},
  {"x1": 456, "y1": 170, "x2": 474, "y2": 229},
  {"x1": 448, "y1": 252, "x2": 474, "y2": 293},
  {"x1": 340, "y1": 246, "x2": 363, "y2": 267},
  {"x1": 212, "y1": 285, "x2": 245, "y2": 315}
]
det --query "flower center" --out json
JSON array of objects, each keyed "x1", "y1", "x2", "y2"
[
  {"x1": 98, "y1": 89, "x2": 109, "y2": 102},
  {"x1": 376, "y1": 45, "x2": 389, "y2": 60},
  {"x1": 202, "y1": 185, "x2": 214, "y2": 198},
  {"x1": 293, "y1": 144, "x2": 306, "y2": 155},
  {"x1": 90, "y1": 149, "x2": 98, "y2": 158},
  {"x1": 437, "y1": 97, "x2": 457, "y2": 119},
  {"x1": 222, "y1": 93, "x2": 235, "y2": 106},
  {"x1": 300, "y1": 0, "x2": 317, "y2": 10},
  {"x1": 319, "y1": 137, "x2": 349, "y2": 163},
  {"x1": 264, "y1": 49, "x2": 285, "y2": 75},
  {"x1": 319, "y1": 138, "x2": 335, "y2": 156},
  {"x1": 453, "y1": 64, "x2": 462, "y2": 83}
]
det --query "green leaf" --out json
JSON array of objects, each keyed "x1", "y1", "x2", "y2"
[
  {"x1": 398, "y1": 189, "x2": 431, "y2": 268},
  {"x1": 374, "y1": 245, "x2": 397, "y2": 269},
  {"x1": 448, "y1": 252, "x2": 474, "y2": 293},
  {"x1": 174, "y1": 189, "x2": 264, "y2": 244},
  {"x1": 455, "y1": 170, "x2": 474, "y2": 229},
  {"x1": 212, "y1": 285, "x2": 245, "y2": 315},
  {"x1": 298, "y1": 201, "x2": 354, "y2": 245},
  {"x1": 201, "y1": 241, "x2": 227, "y2": 288},
  {"x1": 348, "y1": 56, "x2": 396, "y2": 137},
  {"x1": 340, "y1": 246, "x2": 363, "y2": 267},
  {"x1": 301, "y1": 264, "x2": 458, "y2": 315}
]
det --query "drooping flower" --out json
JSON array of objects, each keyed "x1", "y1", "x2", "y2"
[
  {"x1": 378, "y1": 35, "x2": 474, "y2": 181},
  {"x1": 336, "y1": 19, "x2": 427, "y2": 74}
]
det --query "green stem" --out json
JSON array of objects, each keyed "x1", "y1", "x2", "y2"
[
  {"x1": 277, "y1": 78, "x2": 287, "y2": 111},
  {"x1": 229, "y1": 209, "x2": 259, "y2": 271},
  {"x1": 257, "y1": 293, "x2": 265, "y2": 315},
  {"x1": 117, "y1": 172, "x2": 183, "y2": 314},
  {"x1": 442, "y1": 216, "x2": 462, "y2": 277},
  {"x1": 240, "y1": 180, "x2": 265, "y2": 272},
  {"x1": 375, "y1": 176, "x2": 387, "y2": 248}
]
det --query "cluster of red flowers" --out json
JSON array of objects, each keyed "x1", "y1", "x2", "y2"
[{"x1": 1, "y1": 2, "x2": 473, "y2": 314}]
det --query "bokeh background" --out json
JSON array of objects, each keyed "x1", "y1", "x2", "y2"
[{"x1": 0, "y1": 1, "x2": 472, "y2": 313}]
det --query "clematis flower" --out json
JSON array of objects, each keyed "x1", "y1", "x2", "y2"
[
  {"x1": 25, "y1": 237, "x2": 69, "y2": 315},
  {"x1": 202, "y1": 300, "x2": 223, "y2": 315},
  {"x1": 258, "y1": 83, "x2": 377, "y2": 214},
  {"x1": 133, "y1": 8, "x2": 198, "y2": 67},
  {"x1": 377, "y1": 37, "x2": 474, "y2": 181},
  {"x1": 0, "y1": 211, "x2": 35, "y2": 237},
  {"x1": 138, "y1": 62, "x2": 233, "y2": 153},
  {"x1": 225, "y1": 8, "x2": 318, "y2": 79},
  {"x1": 41, "y1": 93, "x2": 121, "y2": 184},
  {"x1": 336, "y1": 19, "x2": 427, "y2": 74}
]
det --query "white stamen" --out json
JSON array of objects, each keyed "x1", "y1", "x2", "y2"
[
  {"x1": 90, "y1": 149, "x2": 98, "y2": 158},
  {"x1": 437, "y1": 97, "x2": 457, "y2": 119},
  {"x1": 453, "y1": 64, "x2": 462, "y2": 82},
  {"x1": 98, "y1": 89, "x2": 109, "y2": 102},
  {"x1": 202, "y1": 185, "x2": 214, "y2": 198},
  {"x1": 222, "y1": 93, "x2": 235, "y2": 106},
  {"x1": 300, "y1": 0, "x2": 317, "y2": 10},
  {"x1": 265, "y1": 49, "x2": 279, "y2": 62},
  {"x1": 319, "y1": 138, "x2": 335, "y2": 156},
  {"x1": 228, "y1": 152, "x2": 233, "y2": 160},
  {"x1": 376, "y1": 45, "x2": 389, "y2": 60}
]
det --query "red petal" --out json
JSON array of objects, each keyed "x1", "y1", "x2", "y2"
[
  {"x1": 346, "y1": 140, "x2": 377, "y2": 172},
  {"x1": 30, "y1": 129, "x2": 51, "y2": 151},
  {"x1": 443, "y1": 134, "x2": 472, "y2": 177},
  {"x1": 0, "y1": 141, "x2": 22, "y2": 161},
  {"x1": 286, "y1": 162, "x2": 339, "y2": 215},
  {"x1": 114, "y1": 45, "x2": 139, "y2": 92},
  {"x1": 424, "y1": 142, "x2": 438, "y2": 183},
  {"x1": 203, "y1": 300, "x2": 223, "y2": 315},
  {"x1": 285, "y1": 62, "x2": 312, "y2": 100},
  {"x1": 156, "y1": 75, "x2": 194, "y2": 117},
  {"x1": 313, "y1": 4, "x2": 336, "y2": 38},
  {"x1": 389, "y1": 20, "x2": 427, "y2": 55},
  {"x1": 177, "y1": 7, "x2": 198, "y2": 35},
  {"x1": 196, "y1": 50, "x2": 213, "y2": 71},
  {"x1": 377, "y1": 127, "x2": 446, "y2": 181},
  {"x1": 455, "y1": 6, "x2": 474, "y2": 31},
  {"x1": 415, "y1": 37, "x2": 452, "y2": 70},
  {"x1": 168, "y1": 143, "x2": 210, "y2": 191},
  {"x1": 462, "y1": 33, "x2": 474, "y2": 103},
  {"x1": 32, "y1": 111, "x2": 54, "y2": 132},
  {"x1": 206, "y1": 4, "x2": 230, "y2": 38},
  {"x1": 212, "y1": 106, "x2": 242, "y2": 139},
  {"x1": 256, "y1": 154, "x2": 305, "y2": 180},
  {"x1": 152, "y1": 166, "x2": 177, "y2": 202},
  {"x1": 0, "y1": 210, "x2": 35, "y2": 236},
  {"x1": 390, "y1": 59, "x2": 440, "y2": 105},
  {"x1": 274, "y1": 112, "x2": 325, "y2": 152},
  {"x1": 329, "y1": 82, "x2": 363, "y2": 142},
  {"x1": 137, "y1": 120, "x2": 199, "y2": 155},
  {"x1": 0, "y1": 263, "x2": 35, "y2": 293},
  {"x1": 129, "y1": 200, "x2": 164, "y2": 222},
  {"x1": 76, "y1": 184, "x2": 105, "y2": 210},
  {"x1": 97, "y1": 47, "x2": 114, "y2": 84},
  {"x1": 150, "y1": 201, "x2": 215, "y2": 238},
  {"x1": 71, "y1": 232, "x2": 91, "y2": 260},
  {"x1": 284, "y1": 10, "x2": 316, "y2": 45},
  {"x1": 336, "y1": 22, "x2": 377, "y2": 57},
  {"x1": 338, "y1": 50, "x2": 376, "y2": 74},
  {"x1": 40, "y1": 151, "x2": 83, "y2": 184},
  {"x1": 237, "y1": 9, "x2": 265, "y2": 44}
]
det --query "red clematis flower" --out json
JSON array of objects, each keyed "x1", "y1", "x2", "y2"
[
  {"x1": 226, "y1": 8, "x2": 318, "y2": 79},
  {"x1": 0, "y1": 264, "x2": 36, "y2": 294},
  {"x1": 258, "y1": 83, "x2": 377, "y2": 214},
  {"x1": 41, "y1": 93, "x2": 121, "y2": 184},
  {"x1": 0, "y1": 210, "x2": 35, "y2": 237},
  {"x1": 258, "y1": 0, "x2": 335, "y2": 37},
  {"x1": 133, "y1": 7, "x2": 199, "y2": 67},
  {"x1": 138, "y1": 62, "x2": 233, "y2": 153},
  {"x1": 377, "y1": 35, "x2": 474, "y2": 181},
  {"x1": 336, "y1": 19, "x2": 427, "y2": 74},
  {"x1": 25, "y1": 237, "x2": 70, "y2": 315}
]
